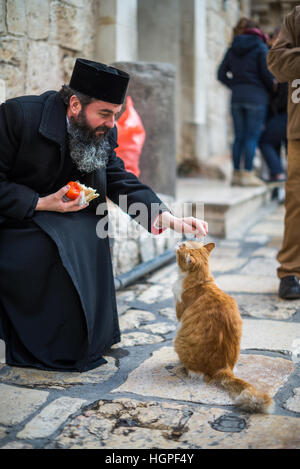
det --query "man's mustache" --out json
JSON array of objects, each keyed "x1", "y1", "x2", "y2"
[{"x1": 93, "y1": 126, "x2": 110, "y2": 134}]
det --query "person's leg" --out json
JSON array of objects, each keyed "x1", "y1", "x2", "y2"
[
  {"x1": 230, "y1": 103, "x2": 246, "y2": 185},
  {"x1": 259, "y1": 142, "x2": 284, "y2": 177},
  {"x1": 243, "y1": 104, "x2": 267, "y2": 171},
  {"x1": 259, "y1": 115, "x2": 286, "y2": 179},
  {"x1": 237, "y1": 104, "x2": 267, "y2": 186},
  {"x1": 231, "y1": 103, "x2": 246, "y2": 171},
  {"x1": 277, "y1": 139, "x2": 300, "y2": 298}
]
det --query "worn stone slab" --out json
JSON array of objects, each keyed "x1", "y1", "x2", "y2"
[
  {"x1": 284, "y1": 388, "x2": 300, "y2": 413},
  {"x1": 137, "y1": 284, "x2": 173, "y2": 304},
  {"x1": 52, "y1": 398, "x2": 300, "y2": 449},
  {"x1": 0, "y1": 384, "x2": 49, "y2": 426},
  {"x1": 0, "y1": 36, "x2": 25, "y2": 65},
  {"x1": 0, "y1": 425, "x2": 8, "y2": 440},
  {"x1": 215, "y1": 274, "x2": 278, "y2": 293},
  {"x1": 116, "y1": 289, "x2": 137, "y2": 315},
  {"x1": 184, "y1": 412, "x2": 300, "y2": 449},
  {"x1": 234, "y1": 294, "x2": 300, "y2": 320},
  {"x1": 139, "y1": 233, "x2": 156, "y2": 263},
  {"x1": 7, "y1": 0, "x2": 27, "y2": 35},
  {"x1": 113, "y1": 332, "x2": 164, "y2": 348},
  {"x1": 116, "y1": 289, "x2": 136, "y2": 303},
  {"x1": 218, "y1": 240, "x2": 241, "y2": 248},
  {"x1": 118, "y1": 283, "x2": 148, "y2": 299},
  {"x1": 53, "y1": 398, "x2": 193, "y2": 449},
  {"x1": 118, "y1": 309, "x2": 155, "y2": 331},
  {"x1": 159, "y1": 307, "x2": 176, "y2": 320},
  {"x1": 1, "y1": 441, "x2": 33, "y2": 449},
  {"x1": 49, "y1": 1, "x2": 83, "y2": 51},
  {"x1": 252, "y1": 247, "x2": 279, "y2": 258},
  {"x1": 291, "y1": 338, "x2": 300, "y2": 363},
  {"x1": 211, "y1": 247, "x2": 241, "y2": 258},
  {"x1": 17, "y1": 397, "x2": 87, "y2": 440},
  {"x1": 26, "y1": 0, "x2": 49, "y2": 39},
  {"x1": 26, "y1": 42, "x2": 63, "y2": 95},
  {"x1": 0, "y1": 1, "x2": 6, "y2": 34},
  {"x1": 141, "y1": 322, "x2": 176, "y2": 335},
  {"x1": 113, "y1": 239, "x2": 140, "y2": 275},
  {"x1": 0, "y1": 356, "x2": 117, "y2": 389},
  {"x1": 113, "y1": 347, "x2": 293, "y2": 406},
  {"x1": 240, "y1": 258, "x2": 280, "y2": 276},
  {"x1": 244, "y1": 235, "x2": 270, "y2": 244},
  {"x1": 146, "y1": 263, "x2": 178, "y2": 285},
  {"x1": 210, "y1": 257, "x2": 247, "y2": 273},
  {"x1": 241, "y1": 318, "x2": 300, "y2": 356},
  {"x1": 0, "y1": 63, "x2": 24, "y2": 100},
  {"x1": 250, "y1": 221, "x2": 284, "y2": 237}
]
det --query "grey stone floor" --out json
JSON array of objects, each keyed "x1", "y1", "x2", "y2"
[{"x1": 0, "y1": 204, "x2": 300, "y2": 449}]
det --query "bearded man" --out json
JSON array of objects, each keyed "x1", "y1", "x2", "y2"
[{"x1": 0, "y1": 59, "x2": 208, "y2": 372}]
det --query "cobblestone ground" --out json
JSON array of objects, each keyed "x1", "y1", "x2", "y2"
[{"x1": 0, "y1": 204, "x2": 300, "y2": 450}]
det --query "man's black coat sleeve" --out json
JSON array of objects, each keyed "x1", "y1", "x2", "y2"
[
  {"x1": 0, "y1": 100, "x2": 39, "y2": 221},
  {"x1": 106, "y1": 126, "x2": 171, "y2": 233}
]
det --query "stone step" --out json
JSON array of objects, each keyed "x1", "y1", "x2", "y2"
[{"x1": 176, "y1": 177, "x2": 281, "y2": 238}]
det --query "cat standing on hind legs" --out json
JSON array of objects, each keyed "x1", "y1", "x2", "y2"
[{"x1": 173, "y1": 240, "x2": 273, "y2": 413}]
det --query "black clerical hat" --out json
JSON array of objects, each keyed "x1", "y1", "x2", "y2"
[{"x1": 69, "y1": 58, "x2": 130, "y2": 105}]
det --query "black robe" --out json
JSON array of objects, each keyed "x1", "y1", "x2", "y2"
[{"x1": 0, "y1": 91, "x2": 169, "y2": 372}]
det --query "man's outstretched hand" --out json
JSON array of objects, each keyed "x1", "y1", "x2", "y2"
[{"x1": 158, "y1": 211, "x2": 208, "y2": 238}]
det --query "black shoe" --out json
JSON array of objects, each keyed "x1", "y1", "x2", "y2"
[{"x1": 279, "y1": 276, "x2": 300, "y2": 299}]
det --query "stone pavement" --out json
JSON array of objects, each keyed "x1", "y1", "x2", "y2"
[{"x1": 0, "y1": 204, "x2": 300, "y2": 450}]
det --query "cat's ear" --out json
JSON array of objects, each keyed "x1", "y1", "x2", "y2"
[{"x1": 204, "y1": 242, "x2": 215, "y2": 254}]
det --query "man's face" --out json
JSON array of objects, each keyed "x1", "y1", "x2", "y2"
[{"x1": 68, "y1": 97, "x2": 122, "y2": 141}]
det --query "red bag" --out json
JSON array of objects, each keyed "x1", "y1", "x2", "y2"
[{"x1": 116, "y1": 96, "x2": 146, "y2": 177}]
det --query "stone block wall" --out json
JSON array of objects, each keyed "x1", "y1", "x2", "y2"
[
  {"x1": 0, "y1": 0, "x2": 97, "y2": 100},
  {"x1": 108, "y1": 196, "x2": 179, "y2": 276}
]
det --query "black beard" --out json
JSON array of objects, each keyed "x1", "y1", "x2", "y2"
[{"x1": 67, "y1": 109, "x2": 111, "y2": 173}]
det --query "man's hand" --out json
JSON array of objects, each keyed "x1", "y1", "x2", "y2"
[
  {"x1": 35, "y1": 185, "x2": 89, "y2": 213},
  {"x1": 158, "y1": 211, "x2": 208, "y2": 237}
]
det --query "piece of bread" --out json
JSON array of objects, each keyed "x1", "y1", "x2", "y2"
[{"x1": 76, "y1": 181, "x2": 99, "y2": 203}]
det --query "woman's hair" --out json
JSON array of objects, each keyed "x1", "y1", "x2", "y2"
[
  {"x1": 233, "y1": 17, "x2": 260, "y2": 37},
  {"x1": 58, "y1": 84, "x2": 96, "y2": 108}
]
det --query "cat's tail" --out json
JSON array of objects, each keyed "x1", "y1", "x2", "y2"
[{"x1": 210, "y1": 368, "x2": 273, "y2": 413}]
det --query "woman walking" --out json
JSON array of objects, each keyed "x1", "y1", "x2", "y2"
[{"x1": 218, "y1": 18, "x2": 275, "y2": 186}]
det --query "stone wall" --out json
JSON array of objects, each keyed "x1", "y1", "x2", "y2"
[
  {"x1": 108, "y1": 196, "x2": 179, "y2": 276},
  {"x1": 0, "y1": 0, "x2": 97, "y2": 100},
  {"x1": 96, "y1": 0, "x2": 137, "y2": 63},
  {"x1": 252, "y1": 0, "x2": 299, "y2": 33}
]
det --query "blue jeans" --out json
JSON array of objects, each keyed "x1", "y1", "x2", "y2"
[
  {"x1": 259, "y1": 113, "x2": 287, "y2": 176},
  {"x1": 231, "y1": 102, "x2": 268, "y2": 171}
]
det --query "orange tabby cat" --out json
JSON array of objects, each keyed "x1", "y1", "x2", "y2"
[{"x1": 173, "y1": 240, "x2": 273, "y2": 413}]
